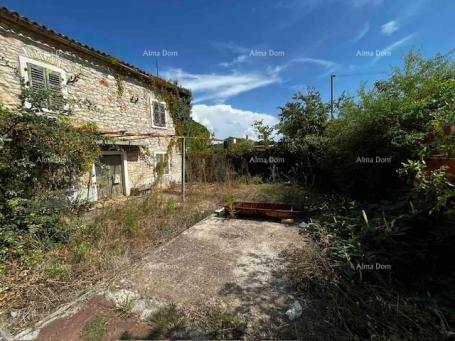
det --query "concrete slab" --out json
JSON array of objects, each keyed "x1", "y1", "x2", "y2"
[{"x1": 20, "y1": 215, "x2": 306, "y2": 339}]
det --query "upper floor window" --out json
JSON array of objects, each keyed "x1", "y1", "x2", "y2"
[
  {"x1": 152, "y1": 100, "x2": 166, "y2": 128},
  {"x1": 19, "y1": 56, "x2": 67, "y2": 112}
]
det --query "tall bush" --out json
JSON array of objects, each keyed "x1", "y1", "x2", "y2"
[
  {"x1": 324, "y1": 52, "x2": 455, "y2": 198},
  {"x1": 0, "y1": 104, "x2": 99, "y2": 261}
]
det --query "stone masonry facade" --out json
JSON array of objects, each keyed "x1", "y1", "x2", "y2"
[{"x1": 0, "y1": 9, "x2": 182, "y2": 200}]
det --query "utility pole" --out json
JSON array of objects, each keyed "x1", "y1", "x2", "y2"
[
  {"x1": 181, "y1": 137, "x2": 186, "y2": 202},
  {"x1": 156, "y1": 59, "x2": 159, "y2": 77},
  {"x1": 330, "y1": 74, "x2": 336, "y2": 119}
]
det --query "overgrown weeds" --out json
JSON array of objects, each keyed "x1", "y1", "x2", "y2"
[
  {"x1": 81, "y1": 316, "x2": 107, "y2": 341},
  {"x1": 149, "y1": 304, "x2": 185, "y2": 337},
  {"x1": 0, "y1": 183, "x2": 251, "y2": 334},
  {"x1": 285, "y1": 245, "x2": 446, "y2": 340},
  {"x1": 148, "y1": 303, "x2": 246, "y2": 340},
  {"x1": 116, "y1": 297, "x2": 134, "y2": 318}
]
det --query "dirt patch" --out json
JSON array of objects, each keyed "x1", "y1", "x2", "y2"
[{"x1": 37, "y1": 295, "x2": 151, "y2": 341}]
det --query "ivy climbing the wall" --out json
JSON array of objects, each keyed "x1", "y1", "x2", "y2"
[
  {"x1": 149, "y1": 77, "x2": 193, "y2": 136},
  {"x1": 0, "y1": 86, "x2": 100, "y2": 262}
]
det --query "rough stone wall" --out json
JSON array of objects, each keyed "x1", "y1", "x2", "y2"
[
  {"x1": 0, "y1": 20, "x2": 182, "y2": 196},
  {"x1": 125, "y1": 142, "x2": 182, "y2": 191}
]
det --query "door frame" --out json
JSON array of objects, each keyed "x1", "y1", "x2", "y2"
[{"x1": 94, "y1": 150, "x2": 130, "y2": 200}]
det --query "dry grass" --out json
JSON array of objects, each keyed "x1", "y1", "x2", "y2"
[
  {"x1": 147, "y1": 303, "x2": 246, "y2": 339},
  {"x1": 0, "y1": 182, "x2": 262, "y2": 334},
  {"x1": 284, "y1": 243, "x2": 446, "y2": 340}
]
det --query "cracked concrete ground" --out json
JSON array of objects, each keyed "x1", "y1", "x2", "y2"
[
  {"x1": 111, "y1": 216, "x2": 304, "y2": 317},
  {"x1": 17, "y1": 215, "x2": 306, "y2": 339}
]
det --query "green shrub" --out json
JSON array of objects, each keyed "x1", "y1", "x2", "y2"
[
  {"x1": 323, "y1": 52, "x2": 455, "y2": 198},
  {"x1": 150, "y1": 304, "x2": 184, "y2": 337},
  {"x1": 45, "y1": 259, "x2": 72, "y2": 280},
  {"x1": 0, "y1": 103, "x2": 99, "y2": 261},
  {"x1": 123, "y1": 203, "x2": 141, "y2": 235}
]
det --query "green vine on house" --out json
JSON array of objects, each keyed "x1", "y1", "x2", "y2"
[{"x1": 0, "y1": 85, "x2": 100, "y2": 263}]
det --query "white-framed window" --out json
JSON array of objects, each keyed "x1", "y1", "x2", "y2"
[
  {"x1": 19, "y1": 56, "x2": 68, "y2": 111},
  {"x1": 151, "y1": 100, "x2": 167, "y2": 128},
  {"x1": 154, "y1": 152, "x2": 170, "y2": 175}
]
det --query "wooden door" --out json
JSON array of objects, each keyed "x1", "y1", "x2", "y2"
[{"x1": 95, "y1": 154, "x2": 124, "y2": 199}]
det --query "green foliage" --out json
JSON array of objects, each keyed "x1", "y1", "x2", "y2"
[
  {"x1": 187, "y1": 119, "x2": 211, "y2": 155},
  {"x1": 46, "y1": 259, "x2": 72, "y2": 280},
  {"x1": 402, "y1": 159, "x2": 455, "y2": 215},
  {"x1": 150, "y1": 304, "x2": 185, "y2": 337},
  {"x1": 0, "y1": 101, "x2": 99, "y2": 261},
  {"x1": 117, "y1": 296, "x2": 134, "y2": 318},
  {"x1": 324, "y1": 51, "x2": 455, "y2": 197},
  {"x1": 275, "y1": 53, "x2": 455, "y2": 332},
  {"x1": 253, "y1": 119, "x2": 275, "y2": 145},
  {"x1": 277, "y1": 52, "x2": 454, "y2": 197},
  {"x1": 123, "y1": 202, "x2": 141, "y2": 235},
  {"x1": 278, "y1": 87, "x2": 329, "y2": 140},
  {"x1": 277, "y1": 87, "x2": 331, "y2": 185},
  {"x1": 164, "y1": 197, "x2": 177, "y2": 214},
  {"x1": 150, "y1": 78, "x2": 193, "y2": 136},
  {"x1": 227, "y1": 139, "x2": 255, "y2": 155},
  {"x1": 286, "y1": 246, "x2": 444, "y2": 340}
]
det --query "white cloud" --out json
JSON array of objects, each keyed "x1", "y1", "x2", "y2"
[
  {"x1": 192, "y1": 104, "x2": 279, "y2": 140},
  {"x1": 213, "y1": 42, "x2": 251, "y2": 68},
  {"x1": 371, "y1": 33, "x2": 417, "y2": 64},
  {"x1": 268, "y1": 57, "x2": 337, "y2": 78},
  {"x1": 352, "y1": 22, "x2": 369, "y2": 42},
  {"x1": 162, "y1": 57, "x2": 336, "y2": 103},
  {"x1": 381, "y1": 20, "x2": 399, "y2": 35},
  {"x1": 162, "y1": 68, "x2": 279, "y2": 103},
  {"x1": 219, "y1": 54, "x2": 248, "y2": 68}
]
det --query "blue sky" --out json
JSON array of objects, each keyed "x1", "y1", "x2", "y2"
[{"x1": 3, "y1": 0, "x2": 454, "y2": 138}]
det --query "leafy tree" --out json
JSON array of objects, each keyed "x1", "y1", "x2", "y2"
[
  {"x1": 187, "y1": 119, "x2": 211, "y2": 155},
  {"x1": 253, "y1": 120, "x2": 275, "y2": 145},
  {"x1": 277, "y1": 87, "x2": 332, "y2": 185}
]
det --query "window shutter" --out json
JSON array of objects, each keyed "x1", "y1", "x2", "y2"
[
  {"x1": 28, "y1": 63, "x2": 46, "y2": 91},
  {"x1": 26, "y1": 63, "x2": 64, "y2": 111},
  {"x1": 153, "y1": 102, "x2": 161, "y2": 126},
  {"x1": 153, "y1": 102, "x2": 166, "y2": 127},
  {"x1": 28, "y1": 63, "x2": 47, "y2": 107},
  {"x1": 47, "y1": 70, "x2": 64, "y2": 110},
  {"x1": 159, "y1": 104, "x2": 166, "y2": 127}
]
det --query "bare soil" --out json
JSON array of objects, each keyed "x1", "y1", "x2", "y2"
[{"x1": 37, "y1": 296, "x2": 151, "y2": 341}]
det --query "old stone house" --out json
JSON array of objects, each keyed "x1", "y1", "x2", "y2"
[{"x1": 0, "y1": 7, "x2": 186, "y2": 201}]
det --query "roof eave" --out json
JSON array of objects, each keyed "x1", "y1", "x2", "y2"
[{"x1": 0, "y1": 7, "x2": 190, "y2": 98}]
